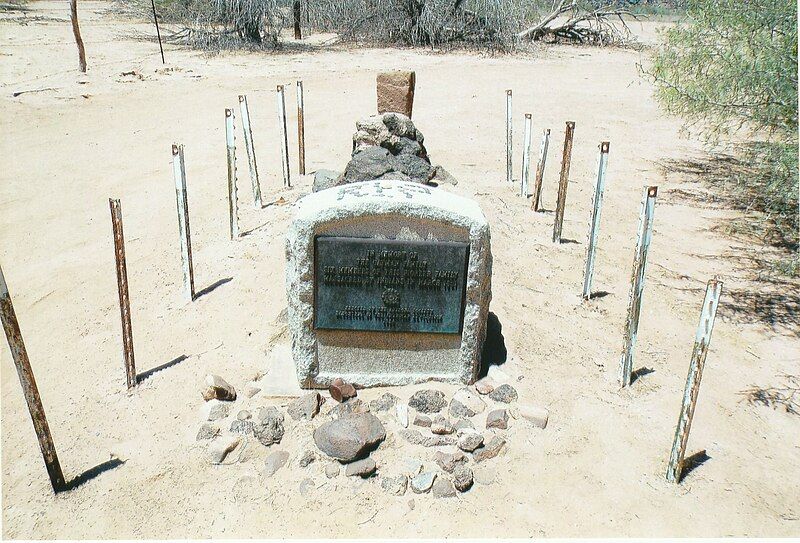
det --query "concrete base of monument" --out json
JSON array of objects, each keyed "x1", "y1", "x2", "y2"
[{"x1": 285, "y1": 180, "x2": 492, "y2": 389}]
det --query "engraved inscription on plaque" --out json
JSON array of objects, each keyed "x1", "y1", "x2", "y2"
[{"x1": 314, "y1": 237, "x2": 469, "y2": 334}]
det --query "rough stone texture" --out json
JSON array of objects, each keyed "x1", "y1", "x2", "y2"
[
  {"x1": 428, "y1": 165, "x2": 458, "y2": 186},
  {"x1": 413, "y1": 414, "x2": 432, "y2": 428},
  {"x1": 401, "y1": 458, "x2": 424, "y2": 477},
  {"x1": 329, "y1": 378, "x2": 357, "y2": 402},
  {"x1": 264, "y1": 450, "x2": 290, "y2": 477},
  {"x1": 243, "y1": 383, "x2": 261, "y2": 398},
  {"x1": 472, "y1": 436, "x2": 506, "y2": 463},
  {"x1": 237, "y1": 410, "x2": 252, "y2": 420},
  {"x1": 202, "y1": 374, "x2": 236, "y2": 401},
  {"x1": 229, "y1": 419, "x2": 254, "y2": 436},
  {"x1": 299, "y1": 478, "x2": 315, "y2": 496},
  {"x1": 451, "y1": 388, "x2": 486, "y2": 417},
  {"x1": 435, "y1": 450, "x2": 467, "y2": 473},
  {"x1": 299, "y1": 450, "x2": 316, "y2": 467},
  {"x1": 345, "y1": 457, "x2": 377, "y2": 477},
  {"x1": 474, "y1": 376, "x2": 496, "y2": 395},
  {"x1": 453, "y1": 418, "x2": 475, "y2": 431},
  {"x1": 380, "y1": 475, "x2": 408, "y2": 496},
  {"x1": 325, "y1": 463, "x2": 340, "y2": 478},
  {"x1": 287, "y1": 392, "x2": 323, "y2": 421},
  {"x1": 408, "y1": 390, "x2": 447, "y2": 414},
  {"x1": 431, "y1": 416, "x2": 454, "y2": 435},
  {"x1": 313, "y1": 169, "x2": 341, "y2": 193},
  {"x1": 395, "y1": 403, "x2": 409, "y2": 428},
  {"x1": 330, "y1": 398, "x2": 369, "y2": 419},
  {"x1": 313, "y1": 413, "x2": 386, "y2": 462},
  {"x1": 432, "y1": 477, "x2": 457, "y2": 498},
  {"x1": 377, "y1": 71, "x2": 415, "y2": 118},
  {"x1": 457, "y1": 431, "x2": 484, "y2": 452},
  {"x1": 196, "y1": 423, "x2": 219, "y2": 441},
  {"x1": 453, "y1": 466, "x2": 474, "y2": 492},
  {"x1": 202, "y1": 400, "x2": 230, "y2": 421},
  {"x1": 209, "y1": 435, "x2": 240, "y2": 464},
  {"x1": 517, "y1": 404, "x2": 549, "y2": 429},
  {"x1": 286, "y1": 180, "x2": 491, "y2": 389},
  {"x1": 254, "y1": 407, "x2": 285, "y2": 446},
  {"x1": 400, "y1": 429, "x2": 455, "y2": 448},
  {"x1": 410, "y1": 471, "x2": 436, "y2": 494},
  {"x1": 489, "y1": 384, "x2": 518, "y2": 403},
  {"x1": 486, "y1": 409, "x2": 509, "y2": 430},
  {"x1": 370, "y1": 393, "x2": 399, "y2": 412}
]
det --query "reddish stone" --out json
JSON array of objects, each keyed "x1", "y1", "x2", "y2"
[{"x1": 377, "y1": 71, "x2": 415, "y2": 118}]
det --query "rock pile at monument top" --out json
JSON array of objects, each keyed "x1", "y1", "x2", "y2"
[{"x1": 194, "y1": 367, "x2": 548, "y2": 498}]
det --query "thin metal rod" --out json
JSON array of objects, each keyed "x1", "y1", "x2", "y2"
[
  {"x1": 520, "y1": 114, "x2": 532, "y2": 198},
  {"x1": 0, "y1": 265, "x2": 67, "y2": 493},
  {"x1": 172, "y1": 144, "x2": 195, "y2": 301},
  {"x1": 296, "y1": 81, "x2": 306, "y2": 176},
  {"x1": 666, "y1": 279, "x2": 723, "y2": 483},
  {"x1": 531, "y1": 128, "x2": 550, "y2": 212},
  {"x1": 505, "y1": 89, "x2": 512, "y2": 185},
  {"x1": 552, "y1": 121, "x2": 575, "y2": 243},
  {"x1": 582, "y1": 141, "x2": 610, "y2": 299},
  {"x1": 225, "y1": 109, "x2": 239, "y2": 240},
  {"x1": 238, "y1": 95, "x2": 262, "y2": 208},
  {"x1": 150, "y1": 0, "x2": 165, "y2": 64},
  {"x1": 619, "y1": 186, "x2": 658, "y2": 387},
  {"x1": 277, "y1": 85, "x2": 291, "y2": 188},
  {"x1": 109, "y1": 198, "x2": 136, "y2": 389}
]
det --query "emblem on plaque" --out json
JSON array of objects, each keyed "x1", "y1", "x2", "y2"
[{"x1": 381, "y1": 288, "x2": 400, "y2": 307}]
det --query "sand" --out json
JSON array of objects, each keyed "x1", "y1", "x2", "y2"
[{"x1": 1, "y1": 1, "x2": 798, "y2": 538}]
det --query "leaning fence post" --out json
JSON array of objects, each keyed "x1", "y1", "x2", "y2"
[
  {"x1": 582, "y1": 141, "x2": 610, "y2": 299},
  {"x1": 505, "y1": 89, "x2": 513, "y2": 186},
  {"x1": 531, "y1": 128, "x2": 550, "y2": 212},
  {"x1": 109, "y1": 198, "x2": 137, "y2": 389},
  {"x1": 666, "y1": 279, "x2": 723, "y2": 483},
  {"x1": 172, "y1": 144, "x2": 195, "y2": 301},
  {"x1": 277, "y1": 85, "x2": 291, "y2": 188},
  {"x1": 225, "y1": 108, "x2": 239, "y2": 240},
  {"x1": 238, "y1": 95, "x2": 262, "y2": 208},
  {"x1": 552, "y1": 121, "x2": 575, "y2": 243},
  {"x1": 520, "y1": 113, "x2": 532, "y2": 198},
  {"x1": 619, "y1": 186, "x2": 658, "y2": 387},
  {"x1": 0, "y1": 265, "x2": 67, "y2": 492},
  {"x1": 296, "y1": 81, "x2": 306, "y2": 176}
]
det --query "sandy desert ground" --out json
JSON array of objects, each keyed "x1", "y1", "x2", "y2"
[{"x1": 1, "y1": 1, "x2": 799, "y2": 538}]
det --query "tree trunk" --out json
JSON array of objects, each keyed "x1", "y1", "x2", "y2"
[
  {"x1": 293, "y1": 0, "x2": 302, "y2": 39},
  {"x1": 69, "y1": 0, "x2": 87, "y2": 73}
]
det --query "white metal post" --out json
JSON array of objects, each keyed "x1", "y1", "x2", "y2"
[
  {"x1": 521, "y1": 113, "x2": 532, "y2": 197},
  {"x1": 172, "y1": 144, "x2": 195, "y2": 301},
  {"x1": 582, "y1": 141, "x2": 610, "y2": 299},
  {"x1": 277, "y1": 85, "x2": 291, "y2": 188},
  {"x1": 225, "y1": 108, "x2": 239, "y2": 240},
  {"x1": 238, "y1": 95, "x2": 262, "y2": 209},
  {"x1": 531, "y1": 128, "x2": 550, "y2": 212},
  {"x1": 506, "y1": 89, "x2": 512, "y2": 186}
]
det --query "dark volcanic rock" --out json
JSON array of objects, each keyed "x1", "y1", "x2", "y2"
[{"x1": 408, "y1": 390, "x2": 447, "y2": 414}]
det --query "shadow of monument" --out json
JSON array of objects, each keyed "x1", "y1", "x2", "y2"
[{"x1": 478, "y1": 312, "x2": 507, "y2": 378}]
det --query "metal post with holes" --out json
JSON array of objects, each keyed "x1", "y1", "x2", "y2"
[
  {"x1": 582, "y1": 141, "x2": 611, "y2": 299},
  {"x1": 296, "y1": 81, "x2": 306, "y2": 176},
  {"x1": 666, "y1": 279, "x2": 723, "y2": 483},
  {"x1": 505, "y1": 90, "x2": 512, "y2": 186},
  {"x1": 520, "y1": 114, "x2": 532, "y2": 197},
  {"x1": 552, "y1": 121, "x2": 575, "y2": 243},
  {"x1": 238, "y1": 95, "x2": 262, "y2": 208},
  {"x1": 172, "y1": 144, "x2": 195, "y2": 301},
  {"x1": 619, "y1": 186, "x2": 658, "y2": 387},
  {"x1": 0, "y1": 265, "x2": 67, "y2": 492},
  {"x1": 225, "y1": 109, "x2": 239, "y2": 240},
  {"x1": 277, "y1": 85, "x2": 291, "y2": 188},
  {"x1": 531, "y1": 128, "x2": 550, "y2": 212},
  {"x1": 109, "y1": 198, "x2": 137, "y2": 389}
]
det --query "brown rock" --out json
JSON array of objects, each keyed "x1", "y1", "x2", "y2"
[
  {"x1": 486, "y1": 409, "x2": 509, "y2": 430},
  {"x1": 329, "y1": 377, "x2": 357, "y2": 403},
  {"x1": 202, "y1": 374, "x2": 236, "y2": 402},
  {"x1": 472, "y1": 436, "x2": 506, "y2": 463},
  {"x1": 377, "y1": 71, "x2": 415, "y2": 118}
]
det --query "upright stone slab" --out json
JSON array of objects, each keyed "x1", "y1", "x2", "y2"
[
  {"x1": 377, "y1": 71, "x2": 415, "y2": 118},
  {"x1": 286, "y1": 180, "x2": 491, "y2": 388}
]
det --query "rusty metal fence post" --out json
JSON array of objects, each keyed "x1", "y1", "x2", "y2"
[
  {"x1": 619, "y1": 186, "x2": 658, "y2": 387},
  {"x1": 531, "y1": 128, "x2": 550, "y2": 212},
  {"x1": 506, "y1": 89, "x2": 512, "y2": 186},
  {"x1": 0, "y1": 265, "x2": 67, "y2": 492},
  {"x1": 296, "y1": 81, "x2": 306, "y2": 176},
  {"x1": 238, "y1": 95, "x2": 262, "y2": 209},
  {"x1": 520, "y1": 113, "x2": 532, "y2": 198},
  {"x1": 109, "y1": 198, "x2": 137, "y2": 389},
  {"x1": 552, "y1": 121, "x2": 575, "y2": 243},
  {"x1": 666, "y1": 279, "x2": 723, "y2": 483},
  {"x1": 225, "y1": 108, "x2": 239, "y2": 240},
  {"x1": 277, "y1": 85, "x2": 291, "y2": 188},
  {"x1": 582, "y1": 141, "x2": 610, "y2": 299},
  {"x1": 172, "y1": 144, "x2": 195, "y2": 301}
]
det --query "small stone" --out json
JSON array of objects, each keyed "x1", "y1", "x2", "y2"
[
  {"x1": 435, "y1": 450, "x2": 467, "y2": 473},
  {"x1": 299, "y1": 477, "x2": 315, "y2": 496},
  {"x1": 432, "y1": 477, "x2": 457, "y2": 498},
  {"x1": 400, "y1": 458, "x2": 424, "y2": 477},
  {"x1": 457, "y1": 431, "x2": 484, "y2": 452},
  {"x1": 518, "y1": 404, "x2": 549, "y2": 429},
  {"x1": 345, "y1": 457, "x2": 377, "y2": 477},
  {"x1": 450, "y1": 388, "x2": 486, "y2": 417},
  {"x1": 237, "y1": 410, "x2": 252, "y2": 421},
  {"x1": 400, "y1": 429, "x2": 455, "y2": 447},
  {"x1": 449, "y1": 399, "x2": 473, "y2": 419},
  {"x1": 453, "y1": 466, "x2": 473, "y2": 492},
  {"x1": 330, "y1": 398, "x2": 370, "y2": 418},
  {"x1": 474, "y1": 376, "x2": 496, "y2": 395},
  {"x1": 395, "y1": 403, "x2": 409, "y2": 428},
  {"x1": 472, "y1": 436, "x2": 506, "y2": 463},
  {"x1": 473, "y1": 466, "x2": 496, "y2": 485},
  {"x1": 487, "y1": 365, "x2": 511, "y2": 383},
  {"x1": 488, "y1": 384, "x2": 518, "y2": 403},
  {"x1": 299, "y1": 450, "x2": 316, "y2": 467},
  {"x1": 254, "y1": 407, "x2": 285, "y2": 446},
  {"x1": 370, "y1": 393, "x2": 399, "y2": 412},
  {"x1": 413, "y1": 413, "x2": 432, "y2": 428},
  {"x1": 486, "y1": 409, "x2": 509, "y2": 430},
  {"x1": 202, "y1": 399, "x2": 230, "y2": 421},
  {"x1": 325, "y1": 463, "x2": 340, "y2": 478},
  {"x1": 380, "y1": 475, "x2": 408, "y2": 496},
  {"x1": 287, "y1": 392, "x2": 323, "y2": 421},
  {"x1": 313, "y1": 412, "x2": 386, "y2": 462},
  {"x1": 202, "y1": 374, "x2": 236, "y2": 402},
  {"x1": 264, "y1": 450, "x2": 290, "y2": 477},
  {"x1": 453, "y1": 418, "x2": 475, "y2": 431},
  {"x1": 243, "y1": 383, "x2": 261, "y2": 398},
  {"x1": 196, "y1": 422, "x2": 219, "y2": 441},
  {"x1": 229, "y1": 419, "x2": 254, "y2": 436},
  {"x1": 209, "y1": 435, "x2": 240, "y2": 464},
  {"x1": 431, "y1": 416, "x2": 454, "y2": 435},
  {"x1": 410, "y1": 471, "x2": 436, "y2": 494},
  {"x1": 329, "y1": 377, "x2": 357, "y2": 403},
  {"x1": 312, "y1": 169, "x2": 341, "y2": 193},
  {"x1": 408, "y1": 390, "x2": 447, "y2": 414},
  {"x1": 408, "y1": 499, "x2": 415, "y2": 511}
]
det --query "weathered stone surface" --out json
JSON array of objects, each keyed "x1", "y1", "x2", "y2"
[
  {"x1": 264, "y1": 450, "x2": 290, "y2": 477},
  {"x1": 431, "y1": 416, "x2": 454, "y2": 435},
  {"x1": 196, "y1": 422, "x2": 219, "y2": 441},
  {"x1": 325, "y1": 463, "x2": 340, "y2": 478},
  {"x1": 243, "y1": 383, "x2": 261, "y2": 398},
  {"x1": 474, "y1": 376, "x2": 496, "y2": 395},
  {"x1": 518, "y1": 404, "x2": 549, "y2": 429},
  {"x1": 202, "y1": 400, "x2": 230, "y2": 421},
  {"x1": 209, "y1": 435, "x2": 240, "y2": 464},
  {"x1": 313, "y1": 413, "x2": 386, "y2": 462},
  {"x1": 380, "y1": 475, "x2": 408, "y2": 496},
  {"x1": 410, "y1": 471, "x2": 436, "y2": 494},
  {"x1": 313, "y1": 169, "x2": 341, "y2": 193},
  {"x1": 202, "y1": 374, "x2": 236, "y2": 402},
  {"x1": 254, "y1": 407, "x2": 285, "y2": 446},
  {"x1": 400, "y1": 429, "x2": 455, "y2": 448},
  {"x1": 343, "y1": 146, "x2": 394, "y2": 184},
  {"x1": 286, "y1": 180, "x2": 492, "y2": 388},
  {"x1": 489, "y1": 384, "x2": 518, "y2": 403},
  {"x1": 377, "y1": 70, "x2": 415, "y2": 118},
  {"x1": 432, "y1": 477, "x2": 457, "y2": 498},
  {"x1": 237, "y1": 410, "x2": 252, "y2": 421},
  {"x1": 370, "y1": 393, "x2": 399, "y2": 412},
  {"x1": 428, "y1": 165, "x2": 458, "y2": 186},
  {"x1": 345, "y1": 457, "x2": 376, "y2": 477},
  {"x1": 486, "y1": 409, "x2": 509, "y2": 430},
  {"x1": 299, "y1": 450, "x2": 316, "y2": 467},
  {"x1": 472, "y1": 436, "x2": 506, "y2": 463},
  {"x1": 299, "y1": 478, "x2": 315, "y2": 496},
  {"x1": 401, "y1": 458, "x2": 424, "y2": 477},
  {"x1": 329, "y1": 378, "x2": 357, "y2": 403},
  {"x1": 230, "y1": 419, "x2": 254, "y2": 436},
  {"x1": 453, "y1": 418, "x2": 475, "y2": 431},
  {"x1": 435, "y1": 450, "x2": 467, "y2": 473},
  {"x1": 457, "y1": 431, "x2": 484, "y2": 452},
  {"x1": 395, "y1": 403, "x2": 409, "y2": 428},
  {"x1": 287, "y1": 392, "x2": 323, "y2": 421},
  {"x1": 408, "y1": 390, "x2": 447, "y2": 414},
  {"x1": 452, "y1": 388, "x2": 486, "y2": 416},
  {"x1": 330, "y1": 398, "x2": 369, "y2": 419},
  {"x1": 413, "y1": 413, "x2": 432, "y2": 428},
  {"x1": 453, "y1": 465, "x2": 473, "y2": 492}
]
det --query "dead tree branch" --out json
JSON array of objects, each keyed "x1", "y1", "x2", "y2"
[{"x1": 517, "y1": 1, "x2": 638, "y2": 45}]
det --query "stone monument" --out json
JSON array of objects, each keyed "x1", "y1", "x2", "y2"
[{"x1": 285, "y1": 180, "x2": 492, "y2": 388}]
